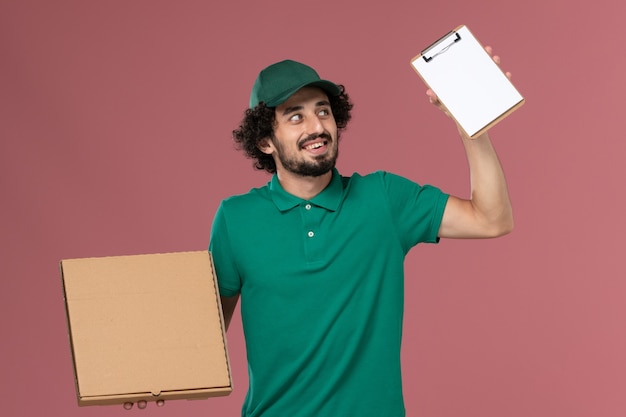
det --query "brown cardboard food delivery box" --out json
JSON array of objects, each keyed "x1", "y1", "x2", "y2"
[{"x1": 60, "y1": 251, "x2": 232, "y2": 406}]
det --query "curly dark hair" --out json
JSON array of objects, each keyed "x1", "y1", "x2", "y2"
[{"x1": 232, "y1": 85, "x2": 353, "y2": 173}]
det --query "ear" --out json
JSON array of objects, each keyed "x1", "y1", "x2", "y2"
[{"x1": 257, "y1": 137, "x2": 274, "y2": 155}]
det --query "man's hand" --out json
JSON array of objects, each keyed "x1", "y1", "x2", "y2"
[
  {"x1": 123, "y1": 399, "x2": 165, "y2": 410},
  {"x1": 430, "y1": 44, "x2": 516, "y2": 239}
]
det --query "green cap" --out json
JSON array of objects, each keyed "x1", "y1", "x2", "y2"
[{"x1": 249, "y1": 60, "x2": 341, "y2": 108}]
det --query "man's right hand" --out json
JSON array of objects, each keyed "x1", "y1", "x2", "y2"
[{"x1": 123, "y1": 399, "x2": 165, "y2": 410}]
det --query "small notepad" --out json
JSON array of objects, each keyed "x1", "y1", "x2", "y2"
[{"x1": 411, "y1": 25, "x2": 524, "y2": 138}]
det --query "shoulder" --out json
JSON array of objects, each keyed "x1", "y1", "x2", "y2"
[
  {"x1": 345, "y1": 171, "x2": 447, "y2": 209},
  {"x1": 340, "y1": 170, "x2": 396, "y2": 186},
  {"x1": 342, "y1": 170, "x2": 421, "y2": 191},
  {"x1": 211, "y1": 183, "x2": 274, "y2": 241},
  {"x1": 218, "y1": 183, "x2": 272, "y2": 212}
]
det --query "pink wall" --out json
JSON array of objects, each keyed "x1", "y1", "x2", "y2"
[{"x1": 2, "y1": 0, "x2": 625, "y2": 416}]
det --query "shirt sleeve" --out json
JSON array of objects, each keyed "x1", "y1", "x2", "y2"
[
  {"x1": 209, "y1": 201, "x2": 242, "y2": 297},
  {"x1": 378, "y1": 171, "x2": 449, "y2": 252}
]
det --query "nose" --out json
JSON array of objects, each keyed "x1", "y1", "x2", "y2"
[{"x1": 304, "y1": 114, "x2": 324, "y2": 136}]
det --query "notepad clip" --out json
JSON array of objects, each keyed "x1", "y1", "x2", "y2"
[{"x1": 422, "y1": 31, "x2": 461, "y2": 62}]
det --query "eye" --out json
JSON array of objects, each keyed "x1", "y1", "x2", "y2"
[
  {"x1": 318, "y1": 108, "x2": 331, "y2": 117},
  {"x1": 288, "y1": 114, "x2": 302, "y2": 122}
]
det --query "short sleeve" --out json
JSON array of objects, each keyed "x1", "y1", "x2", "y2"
[
  {"x1": 378, "y1": 171, "x2": 449, "y2": 251},
  {"x1": 209, "y1": 201, "x2": 241, "y2": 297}
]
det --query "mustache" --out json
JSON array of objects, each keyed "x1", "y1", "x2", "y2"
[{"x1": 297, "y1": 132, "x2": 332, "y2": 148}]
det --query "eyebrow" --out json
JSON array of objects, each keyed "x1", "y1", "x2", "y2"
[{"x1": 281, "y1": 100, "x2": 331, "y2": 116}]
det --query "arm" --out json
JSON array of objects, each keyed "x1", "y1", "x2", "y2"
[
  {"x1": 221, "y1": 294, "x2": 240, "y2": 331},
  {"x1": 431, "y1": 47, "x2": 514, "y2": 239},
  {"x1": 438, "y1": 130, "x2": 513, "y2": 238}
]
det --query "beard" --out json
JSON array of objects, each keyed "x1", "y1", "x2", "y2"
[{"x1": 272, "y1": 132, "x2": 339, "y2": 177}]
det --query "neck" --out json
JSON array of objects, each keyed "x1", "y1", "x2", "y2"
[{"x1": 275, "y1": 169, "x2": 333, "y2": 200}]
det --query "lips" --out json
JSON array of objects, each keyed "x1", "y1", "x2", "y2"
[
  {"x1": 302, "y1": 139, "x2": 327, "y2": 150},
  {"x1": 299, "y1": 133, "x2": 331, "y2": 151}
]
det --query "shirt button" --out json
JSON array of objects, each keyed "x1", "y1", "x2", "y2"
[
  {"x1": 307, "y1": 231, "x2": 315, "y2": 238},
  {"x1": 305, "y1": 204, "x2": 312, "y2": 210}
]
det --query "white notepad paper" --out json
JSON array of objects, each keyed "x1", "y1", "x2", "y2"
[{"x1": 411, "y1": 25, "x2": 524, "y2": 138}]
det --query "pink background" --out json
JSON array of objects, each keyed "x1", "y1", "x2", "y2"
[{"x1": 2, "y1": 0, "x2": 625, "y2": 416}]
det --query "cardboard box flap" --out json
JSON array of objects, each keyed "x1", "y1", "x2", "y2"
[{"x1": 61, "y1": 251, "x2": 232, "y2": 406}]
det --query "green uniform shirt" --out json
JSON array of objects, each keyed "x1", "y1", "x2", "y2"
[{"x1": 209, "y1": 169, "x2": 449, "y2": 417}]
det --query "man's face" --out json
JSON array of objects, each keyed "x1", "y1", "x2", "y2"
[{"x1": 262, "y1": 86, "x2": 339, "y2": 177}]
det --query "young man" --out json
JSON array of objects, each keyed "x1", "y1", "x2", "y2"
[{"x1": 209, "y1": 58, "x2": 513, "y2": 417}]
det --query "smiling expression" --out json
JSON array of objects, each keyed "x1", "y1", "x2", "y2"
[{"x1": 262, "y1": 86, "x2": 339, "y2": 178}]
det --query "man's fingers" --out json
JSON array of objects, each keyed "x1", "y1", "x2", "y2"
[
  {"x1": 123, "y1": 399, "x2": 164, "y2": 409},
  {"x1": 426, "y1": 89, "x2": 438, "y2": 104},
  {"x1": 484, "y1": 46, "x2": 501, "y2": 64},
  {"x1": 484, "y1": 46, "x2": 512, "y2": 78}
]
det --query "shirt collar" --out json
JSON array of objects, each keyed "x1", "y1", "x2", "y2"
[{"x1": 269, "y1": 168, "x2": 344, "y2": 212}]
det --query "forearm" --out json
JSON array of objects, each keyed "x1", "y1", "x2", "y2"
[{"x1": 461, "y1": 130, "x2": 514, "y2": 236}]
